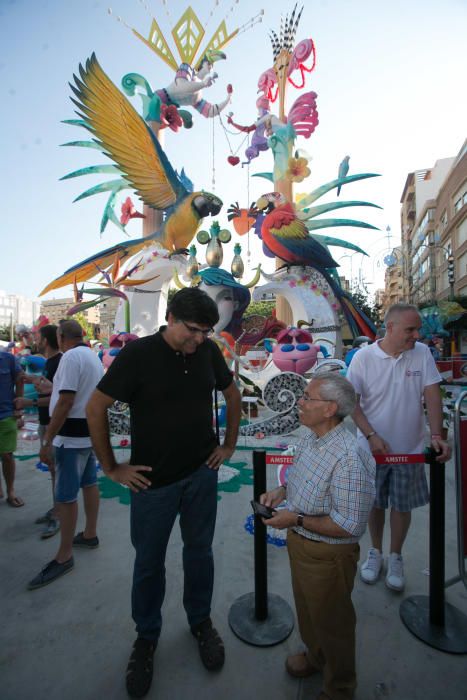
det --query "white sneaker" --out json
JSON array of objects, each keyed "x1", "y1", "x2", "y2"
[
  {"x1": 385, "y1": 553, "x2": 405, "y2": 591},
  {"x1": 360, "y1": 548, "x2": 383, "y2": 584}
]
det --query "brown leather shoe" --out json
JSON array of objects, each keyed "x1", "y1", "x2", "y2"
[{"x1": 285, "y1": 652, "x2": 319, "y2": 678}]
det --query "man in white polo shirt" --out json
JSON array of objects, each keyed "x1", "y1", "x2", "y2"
[
  {"x1": 28, "y1": 320, "x2": 103, "y2": 590},
  {"x1": 346, "y1": 303, "x2": 451, "y2": 591}
]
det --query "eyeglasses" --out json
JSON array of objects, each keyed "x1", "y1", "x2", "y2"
[
  {"x1": 300, "y1": 394, "x2": 331, "y2": 402},
  {"x1": 180, "y1": 320, "x2": 213, "y2": 337}
]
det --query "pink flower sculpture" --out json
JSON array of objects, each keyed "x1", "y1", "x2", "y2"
[
  {"x1": 160, "y1": 104, "x2": 183, "y2": 132},
  {"x1": 120, "y1": 197, "x2": 145, "y2": 225}
]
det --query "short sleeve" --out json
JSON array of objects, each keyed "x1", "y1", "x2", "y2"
[
  {"x1": 209, "y1": 341, "x2": 233, "y2": 392},
  {"x1": 422, "y1": 346, "x2": 442, "y2": 387},
  {"x1": 97, "y1": 342, "x2": 139, "y2": 402},
  {"x1": 346, "y1": 351, "x2": 365, "y2": 396}
]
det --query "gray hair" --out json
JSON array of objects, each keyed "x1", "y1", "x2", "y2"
[
  {"x1": 384, "y1": 303, "x2": 419, "y2": 325},
  {"x1": 311, "y1": 372, "x2": 356, "y2": 419},
  {"x1": 58, "y1": 319, "x2": 84, "y2": 340}
]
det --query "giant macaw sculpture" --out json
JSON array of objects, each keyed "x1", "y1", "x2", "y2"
[{"x1": 41, "y1": 54, "x2": 222, "y2": 295}]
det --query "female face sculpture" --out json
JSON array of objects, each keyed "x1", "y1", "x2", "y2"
[{"x1": 200, "y1": 284, "x2": 237, "y2": 334}]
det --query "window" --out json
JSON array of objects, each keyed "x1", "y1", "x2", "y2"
[
  {"x1": 458, "y1": 218, "x2": 467, "y2": 246},
  {"x1": 459, "y1": 251, "x2": 467, "y2": 278},
  {"x1": 453, "y1": 183, "x2": 466, "y2": 214}
]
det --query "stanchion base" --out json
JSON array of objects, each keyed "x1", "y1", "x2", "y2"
[
  {"x1": 400, "y1": 595, "x2": 467, "y2": 654},
  {"x1": 228, "y1": 592, "x2": 294, "y2": 647}
]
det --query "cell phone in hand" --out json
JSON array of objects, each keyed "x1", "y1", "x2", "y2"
[{"x1": 251, "y1": 500, "x2": 276, "y2": 519}]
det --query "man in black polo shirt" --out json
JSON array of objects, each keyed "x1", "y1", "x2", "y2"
[{"x1": 86, "y1": 288, "x2": 241, "y2": 699}]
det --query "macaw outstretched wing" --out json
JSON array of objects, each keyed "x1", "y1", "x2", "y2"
[
  {"x1": 70, "y1": 53, "x2": 186, "y2": 210},
  {"x1": 39, "y1": 237, "x2": 155, "y2": 295}
]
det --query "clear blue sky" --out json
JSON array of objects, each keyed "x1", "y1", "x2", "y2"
[{"x1": 2, "y1": 0, "x2": 466, "y2": 300}]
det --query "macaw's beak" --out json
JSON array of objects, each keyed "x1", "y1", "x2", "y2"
[
  {"x1": 193, "y1": 193, "x2": 223, "y2": 218},
  {"x1": 255, "y1": 196, "x2": 274, "y2": 214}
]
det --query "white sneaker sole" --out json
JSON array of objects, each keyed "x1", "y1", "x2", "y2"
[
  {"x1": 385, "y1": 578, "x2": 404, "y2": 592},
  {"x1": 360, "y1": 569, "x2": 382, "y2": 585}
]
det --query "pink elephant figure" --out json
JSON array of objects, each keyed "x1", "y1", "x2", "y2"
[{"x1": 267, "y1": 327, "x2": 328, "y2": 375}]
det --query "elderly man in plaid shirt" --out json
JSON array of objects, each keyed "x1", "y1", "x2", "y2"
[{"x1": 261, "y1": 372, "x2": 375, "y2": 700}]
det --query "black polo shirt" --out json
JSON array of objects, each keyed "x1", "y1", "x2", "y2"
[{"x1": 97, "y1": 329, "x2": 233, "y2": 488}]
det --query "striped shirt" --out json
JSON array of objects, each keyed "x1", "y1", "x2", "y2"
[{"x1": 286, "y1": 422, "x2": 376, "y2": 544}]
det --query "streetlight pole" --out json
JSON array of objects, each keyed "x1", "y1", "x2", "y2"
[
  {"x1": 427, "y1": 242, "x2": 455, "y2": 302},
  {"x1": 447, "y1": 255, "x2": 455, "y2": 301}
]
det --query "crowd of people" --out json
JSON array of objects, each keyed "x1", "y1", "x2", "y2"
[{"x1": 0, "y1": 297, "x2": 451, "y2": 700}]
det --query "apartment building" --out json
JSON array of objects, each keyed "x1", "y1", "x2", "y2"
[
  {"x1": 0, "y1": 290, "x2": 41, "y2": 330},
  {"x1": 96, "y1": 296, "x2": 120, "y2": 338},
  {"x1": 39, "y1": 296, "x2": 116, "y2": 337},
  {"x1": 383, "y1": 246, "x2": 405, "y2": 308},
  {"x1": 40, "y1": 298, "x2": 75, "y2": 325},
  {"x1": 399, "y1": 141, "x2": 467, "y2": 305}
]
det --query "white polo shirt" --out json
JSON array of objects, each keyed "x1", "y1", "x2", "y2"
[
  {"x1": 346, "y1": 340, "x2": 441, "y2": 454},
  {"x1": 50, "y1": 345, "x2": 103, "y2": 448}
]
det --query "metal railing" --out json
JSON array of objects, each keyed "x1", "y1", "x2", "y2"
[{"x1": 445, "y1": 389, "x2": 467, "y2": 591}]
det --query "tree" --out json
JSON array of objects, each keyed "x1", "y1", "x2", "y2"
[
  {"x1": 244, "y1": 300, "x2": 276, "y2": 318},
  {"x1": 0, "y1": 325, "x2": 12, "y2": 342},
  {"x1": 349, "y1": 289, "x2": 379, "y2": 324}
]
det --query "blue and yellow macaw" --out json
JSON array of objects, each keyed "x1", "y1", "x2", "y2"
[{"x1": 41, "y1": 54, "x2": 222, "y2": 295}]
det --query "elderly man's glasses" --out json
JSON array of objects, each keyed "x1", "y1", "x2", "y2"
[
  {"x1": 180, "y1": 320, "x2": 213, "y2": 337},
  {"x1": 301, "y1": 393, "x2": 331, "y2": 402}
]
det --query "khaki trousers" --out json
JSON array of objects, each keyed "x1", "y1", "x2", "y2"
[{"x1": 287, "y1": 530, "x2": 360, "y2": 700}]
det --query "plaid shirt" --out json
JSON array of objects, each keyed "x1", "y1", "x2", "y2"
[{"x1": 286, "y1": 422, "x2": 376, "y2": 544}]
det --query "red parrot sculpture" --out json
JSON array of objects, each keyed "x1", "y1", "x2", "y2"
[{"x1": 255, "y1": 192, "x2": 338, "y2": 269}]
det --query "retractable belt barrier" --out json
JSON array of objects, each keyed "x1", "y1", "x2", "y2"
[
  {"x1": 228, "y1": 449, "x2": 294, "y2": 646},
  {"x1": 399, "y1": 447, "x2": 467, "y2": 653},
  {"x1": 227, "y1": 446, "x2": 467, "y2": 652}
]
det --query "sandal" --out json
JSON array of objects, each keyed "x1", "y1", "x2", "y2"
[
  {"x1": 126, "y1": 638, "x2": 156, "y2": 698},
  {"x1": 191, "y1": 618, "x2": 225, "y2": 671},
  {"x1": 7, "y1": 495, "x2": 25, "y2": 508}
]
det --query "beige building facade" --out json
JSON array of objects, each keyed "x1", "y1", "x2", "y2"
[
  {"x1": 383, "y1": 141, "x2": 467, "y2": 311},
  {"x1": 40, "y1": 298, "x2": 75, "y2": 325}
]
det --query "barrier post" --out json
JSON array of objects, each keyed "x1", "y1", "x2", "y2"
[
  {"x1": 228, "y1": 449, "x2": 294, "y2": 646},
  {"x1": 400, "y1": 448, "x2": 467, "y2": 653},
  {"x1": 253, "y1": 449, "x2": 268, "y2": 620}
]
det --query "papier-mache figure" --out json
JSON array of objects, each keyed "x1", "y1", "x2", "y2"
[{"x1": 156, "y1": 49, "x2": 233, "y2": 119}]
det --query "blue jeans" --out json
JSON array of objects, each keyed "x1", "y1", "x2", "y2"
[
  {"x1": 54, "y1": 446, "x2": 97, "y2": 503},
  {"x1": 130, "y1": 464, "x2": 218, "y2": 641}
]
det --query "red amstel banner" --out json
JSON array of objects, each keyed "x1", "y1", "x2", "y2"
[
  {"x1": 374, "y1": 454, "x2": 425, "y2": 464},
  {"x1": 266, "y1": 454, "x2": 294, "y2": 465}
]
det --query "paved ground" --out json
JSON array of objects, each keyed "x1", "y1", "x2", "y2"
[{"x1": 1, "y1": 434, "x2": 467, "y2": 700}]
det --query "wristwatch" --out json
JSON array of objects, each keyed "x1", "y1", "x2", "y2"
[
  {"x1": 296, "y1": 514, "x2": 304, "y2": 528},
  {"x1": 32, "y1": 398, "x2": 38, "y2": 407},
  {"x1": 42, "y1": 439, "x2": 50, "y2": 447}
]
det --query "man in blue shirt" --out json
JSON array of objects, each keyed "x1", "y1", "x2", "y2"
[{"x1": 0, "y1": 350, "x2": 24, "y2": 507}]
